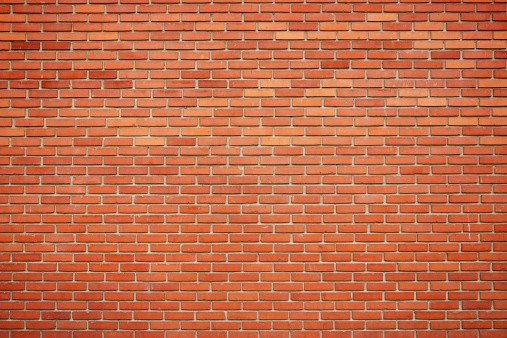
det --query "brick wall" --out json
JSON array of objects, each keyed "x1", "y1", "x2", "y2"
[{"x1": 0, "y1": 1, "x2": 506, "y2": 337}]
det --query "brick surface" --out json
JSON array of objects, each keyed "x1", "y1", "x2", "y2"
[{"x1": 0, "y1": 0, "x2": 506, "y2": 336}]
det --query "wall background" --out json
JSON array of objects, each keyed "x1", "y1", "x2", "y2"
[{"x1": 0, "y1": 0, "x2": 506, "y2": 337}]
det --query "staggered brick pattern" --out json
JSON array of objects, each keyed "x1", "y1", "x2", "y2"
[{"x1": 1, "y1": 0, "x2": 507, "y2": 337}]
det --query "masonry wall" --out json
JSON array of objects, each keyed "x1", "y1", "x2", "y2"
[{"x1": 0, "y1": 1, "x2": 506, "y2": 337}]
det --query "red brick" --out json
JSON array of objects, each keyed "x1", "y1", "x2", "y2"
[{"x1": 0, "y1": 1, "x2": 506, "y2": 336}]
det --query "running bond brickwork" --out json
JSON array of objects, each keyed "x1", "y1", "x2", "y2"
[{"x1": 0, "y1": 0, "x2": 506, "y2": 337}]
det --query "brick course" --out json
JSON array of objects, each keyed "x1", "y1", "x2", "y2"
[{"x1": 0, "y1": 0, "x2": 506, "y2": 336}]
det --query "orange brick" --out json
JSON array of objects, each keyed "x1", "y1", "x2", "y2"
[{"x1": 1, "y1": 2, "x2": 506, "y2": 335}]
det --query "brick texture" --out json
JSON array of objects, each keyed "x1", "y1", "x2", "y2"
[{"x1": 0, "y1": 0, "x2": 507, "y2": 337}]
